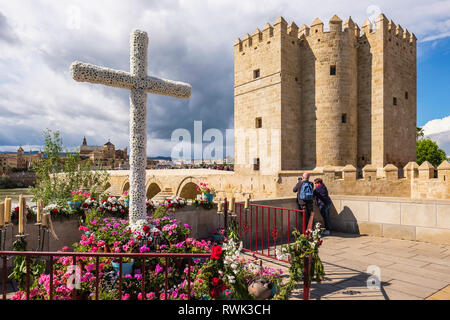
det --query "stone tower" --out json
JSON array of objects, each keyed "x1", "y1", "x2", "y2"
[{"x1": 234, "y1": 13, "x2": 417, "y2": 172}]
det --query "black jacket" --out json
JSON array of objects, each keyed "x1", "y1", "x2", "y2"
[{"x1": 313, "y1": 183, "x2": 331, "y2": 207}]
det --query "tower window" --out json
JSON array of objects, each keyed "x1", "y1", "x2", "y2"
[
  {"x1": 342, "y1": 114, "x2": 347, "y2": 124},
  {"x1": 405, "y1": 91, "x2": 409, "y2": 100},
  {"x1": 255, "y1": 117, "x2": 262, "y2": 129},
  {"x1": 253, "y1": 158, "x2": 260, "y2": 171},
  {"x1": 393, "y1": 97, "x2": 398, "y2": 106},
  {"x1": 330, "y1": 65, "x2": 337, "y2": 76},
  {"x1": 253, "y1": 69, "x2": 260, "y2": 79}
]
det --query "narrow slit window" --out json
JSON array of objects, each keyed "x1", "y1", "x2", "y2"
[
  {"x1": 342, "y1": 114, "x2": 347, "y2": 124},
  {"x1": 253, "y1": 69, "x2": 260, "y2": 79},
  {"x1": 330, "y1": 65, "x2": 337, "y2": 76},
  {"x1": 253, "y1": 158, "x2": 260, "y2": 171},
  {"x1": 405, "y1": 91, "x2": 409, "y2": 100},
  {"x1": 393, "y1": 97, "x2": 398, "y2": 106},
  {"x1": 255, "y1": 117, "x2": 262, "y2": 129}
]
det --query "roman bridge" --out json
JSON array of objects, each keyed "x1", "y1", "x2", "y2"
[{"x1": 106, "y1": 169, "x2": 278, "y2": 201}]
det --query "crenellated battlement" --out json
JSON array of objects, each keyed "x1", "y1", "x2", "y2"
[
  {"x1": 235, "y1": 13, "x2": 417, "y2": 53},
  {"x1": 316, "y1": 161, "x2": 450, "y2": 184}
]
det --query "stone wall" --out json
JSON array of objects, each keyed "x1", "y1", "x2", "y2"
[
  {"x1": 3, "y1": 218, "x2": 82, "y2": 253},
  {"x1": 253, "y1": 195, "x2": 450, "y2": 245},
  {"x1": 104, "y1": 161, "x2": 450, "y2": 204}
]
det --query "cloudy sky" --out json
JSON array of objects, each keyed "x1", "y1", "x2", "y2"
[{"x1": 0, "y1": 0, "x2": 449, "y2": 158}]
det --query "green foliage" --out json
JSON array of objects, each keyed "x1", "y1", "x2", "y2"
[
  {"x1": 30, "y1": 129, "x2": 110, "y2": 206},
  {"x1": 0, "y1": 176, "x2": 15, "y2": 189},
  {"x1": 8, "y1": 239, "x2": 45, "y2": 291},
  {"x1": 273, "y1": 228, "x2": 325, "y2": 300},
  {"x1": 417, "y1": 138, "x2": 447, "y2": 167},
  {"x1": 227, "y1": 217, "x2": 241, "y2": 243},
  {"x1": 153, "y1": 206, "x2": 169, "y2": 219},
  {"x1": 416, "y1": 127, "x2": 425, "y2": 140},
  {"x1": 84, "y1": 208, "x2": 103, "y2": 226}
]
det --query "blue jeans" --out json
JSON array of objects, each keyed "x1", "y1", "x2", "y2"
[{"x1": 319, "y1": 204, "x2": 331, "y2": 231}]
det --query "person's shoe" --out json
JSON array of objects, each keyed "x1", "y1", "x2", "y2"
[{"x1": 323, "y1": 230, "x2": 330, "y2": 236}]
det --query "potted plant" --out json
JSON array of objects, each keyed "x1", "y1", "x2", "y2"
[
  {"x1": 111, "y1": 243, "x2": 135, "y2": 276},
  {"x1": 123, "y1": 191, "x2": 130, "y2": 208},
  {"x1": 69, "y1": 190, "x2": 89, "y2": 211},
  {"x1": 196, "y1": 183, "x2": 215, "y2": 203},
  {"x1": 212, "y1": 227, "x2": 225, "y2": 242}
]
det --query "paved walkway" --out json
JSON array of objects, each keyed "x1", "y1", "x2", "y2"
[{"x1": 256, "y1": 232, "x2": 450, "y2": 300}]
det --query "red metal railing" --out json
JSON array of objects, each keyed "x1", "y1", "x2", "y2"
[
  {"x1": 234, "y1": 203, "x2": 315, "y2": 300},
  {"x1": 235, "y1": 203, "x2": 308, "y2": 262},
  {"x1": 1, "y1": 252, "x2": 210, "y2": 300}
]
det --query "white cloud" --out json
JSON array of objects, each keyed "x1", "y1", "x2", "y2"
[{"x1": 423, "y1": 116, "x2": 450, "y2": 154}]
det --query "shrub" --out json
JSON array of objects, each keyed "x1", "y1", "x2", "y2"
[{"x1": 153, "y1": 206, "x2": 168, "y2": 219}]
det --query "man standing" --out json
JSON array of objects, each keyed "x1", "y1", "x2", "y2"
[{"x1": 293, "y1": 173, "x2": 314, "y2": 232}]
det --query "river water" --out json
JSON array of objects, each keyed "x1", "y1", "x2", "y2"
[{"x1": 0, "y1": 188, "x2": 34, "y2": 207}]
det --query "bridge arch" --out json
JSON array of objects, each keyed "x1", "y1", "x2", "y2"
[
  {"x1": 176, "y1": 177, "x2": 202, "y2": 200},
  {"x1": 121, "y1": 180, "x2": 130, "y2": 194}
]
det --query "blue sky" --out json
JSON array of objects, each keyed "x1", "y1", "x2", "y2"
[
  {"x1": 0, "y1": 0, "x2": 449, "y2": 157},
  {"x1": 418, "y1": 37, "x2": 450, "y2": 126}
]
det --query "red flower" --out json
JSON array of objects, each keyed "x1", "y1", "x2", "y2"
[
  {"x1": 143, "y1": 225, "x2": 150, "y2": 234},
  {"x1": 210, "y1": 246, "x2": 223, "y2": 260},
  {"x1": 51, "y1": 209, "x2": 58, "y2": 215},
  {"x1": 211, "y1": 277, "x2": 220, "y2": 287},
  {"x1": 83, "y1": 203, "x2": 89, "y2": 209},
  {"x1": 14, "y1": 207, "x2": 19, "y2": 212}
]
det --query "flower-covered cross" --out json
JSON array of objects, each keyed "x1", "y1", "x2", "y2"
[{"x1": 70, "y1": 30, "x2": 192, "y2": 227}]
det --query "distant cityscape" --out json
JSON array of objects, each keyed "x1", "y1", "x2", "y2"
[{"x1": 0, "y1": 137, "x2": 235, "y2": 188}]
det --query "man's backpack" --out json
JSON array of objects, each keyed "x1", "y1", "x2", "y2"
[{"x1": 300, "y1": 181, "x2": 314, "y2": 201}]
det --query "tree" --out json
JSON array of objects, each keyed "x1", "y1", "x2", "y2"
[
  {"x1": 416, "y1": 127, "x2": 425, "y2": 140},
  {"x1": 31, "y1": 129, "x2": 110, "y2": 206},
  {"x1": 417, "y1": 138, "x2": 447, "y2": 167}
]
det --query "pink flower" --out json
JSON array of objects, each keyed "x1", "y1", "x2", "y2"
[
  {"x1": 86, "y1": 264, "x2": 95, "y2": 272},
  {"x1": 139, "y1": 246, "x2": 150, "y2": 253},
  {"x1": 62, "y1": 247, "x2": 69, "y2": 252},
  {"x1": 146, "y1": 292, "x2": 156, "y2": 300},
  {"x1": 122, "y1": 294, "x2": 131, "y2": 300},
  {"x1": 155, "y1": 264, "x2": 164, "y2": 275},
  {"x1": 97, "y1": 240, "x2": 105, "y2": 247}
]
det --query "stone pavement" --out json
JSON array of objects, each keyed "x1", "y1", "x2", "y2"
[{"x1": 253, "y1": 232, "x2": 450, "y2": 300}]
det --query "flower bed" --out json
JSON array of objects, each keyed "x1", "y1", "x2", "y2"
[{"x1": 11, "y1": 215, "x2": 288, "y2": 300}]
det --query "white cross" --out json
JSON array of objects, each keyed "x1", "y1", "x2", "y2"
[{"x1": 70, "y1": 30, "x2": 192, "y2": 226}]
